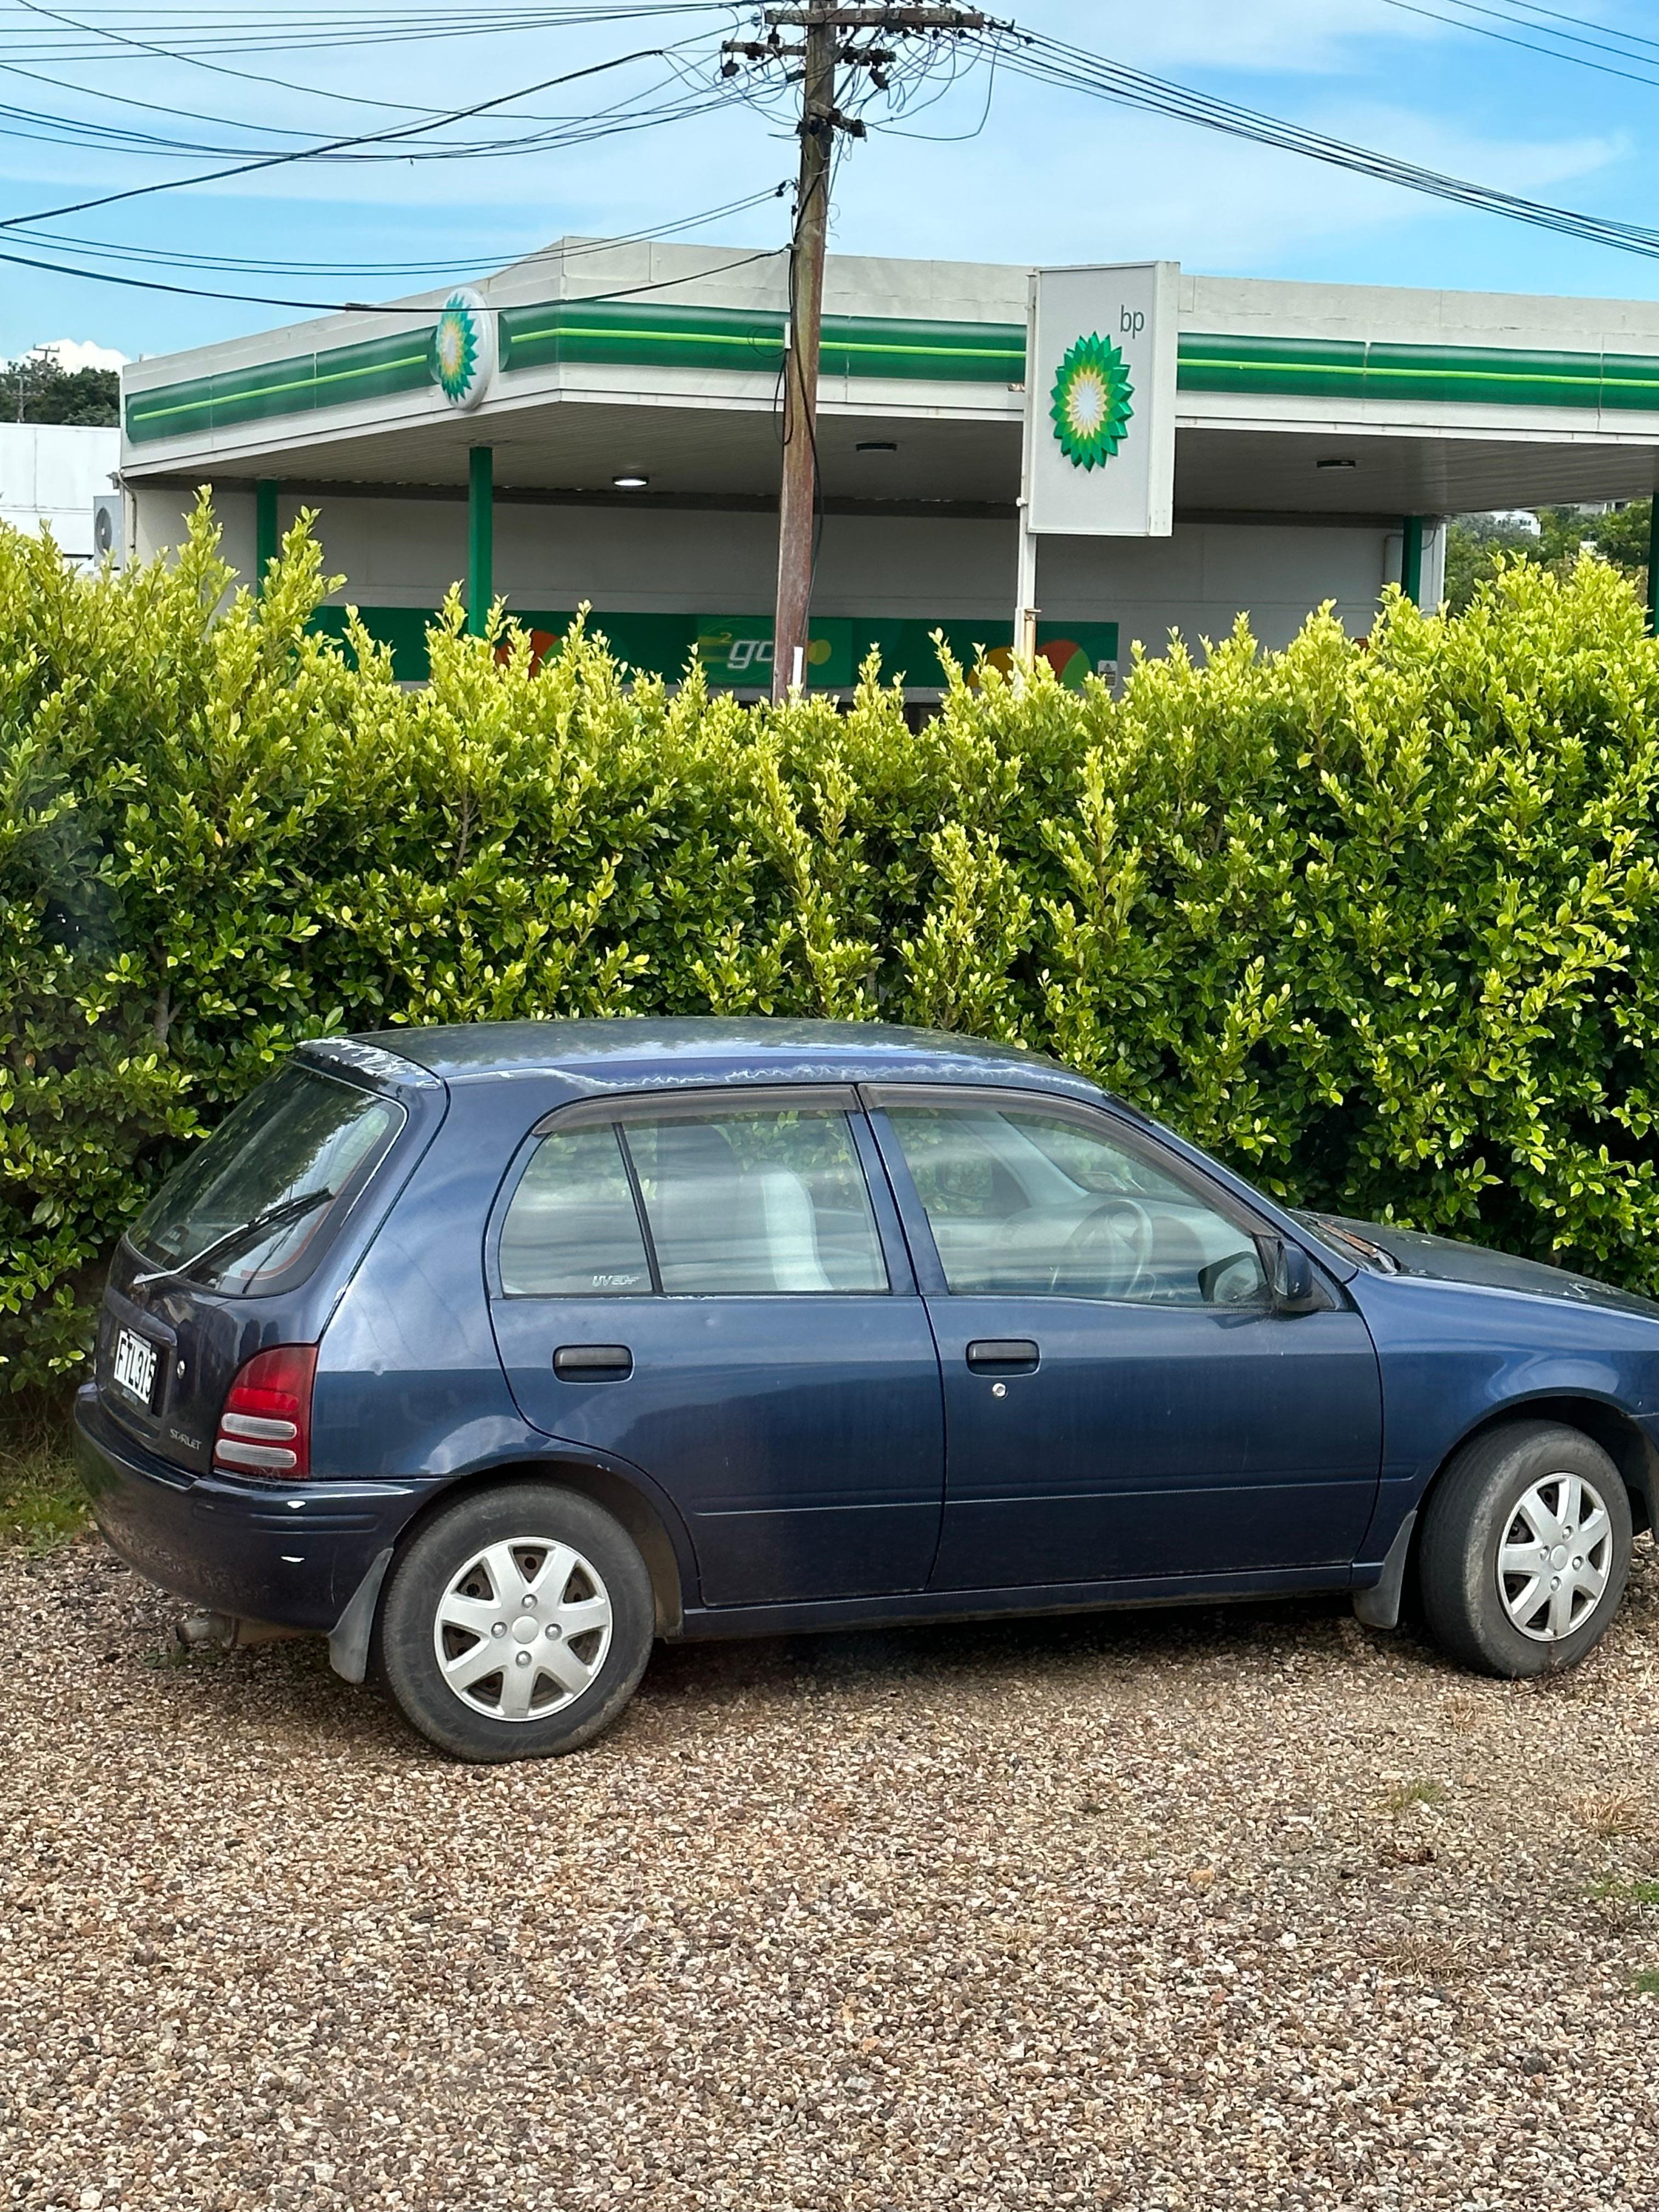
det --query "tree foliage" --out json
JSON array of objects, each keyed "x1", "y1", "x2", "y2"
[
  {"x1": 1445, "y1": 502, "x2": 1651, "y2": 612},
  {"x1": 8, "y1": 498, "x2": 1659, "y2": 1387},
  {"x1": 0, "y1": 359, "x2": 120, "y2": 427}
]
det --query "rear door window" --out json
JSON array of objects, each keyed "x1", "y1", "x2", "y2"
[
  {"x1": 127, "y1": 1061, "x2": 404, "y2": 1295},
  {"x1": 498, "y1": 1124, "x2": 653, "y2": 1296},
  {"x1": 496, "y1": 1103, "x2": 890, "y2": 1297},
  {"x1": 623, "y1": 1107, "x2": 887, "y2": 1294}
]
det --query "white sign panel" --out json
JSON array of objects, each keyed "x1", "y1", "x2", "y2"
[{"x1": 1025, "y1": 261, "x2": 1178, "y2": 537}]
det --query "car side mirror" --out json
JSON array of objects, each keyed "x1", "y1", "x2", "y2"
[{"x1": 1261, "y1": 1235, "x2": 1322, "y2": 1315}]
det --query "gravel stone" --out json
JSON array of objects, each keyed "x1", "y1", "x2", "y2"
[{"x1": 6, "y1": 1534, "x2": 1659, "y2": 2209}]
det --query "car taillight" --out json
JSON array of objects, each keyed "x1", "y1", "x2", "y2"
[{"x1": 213, "y1": 1344, "x2": 318, "y2": 1477}]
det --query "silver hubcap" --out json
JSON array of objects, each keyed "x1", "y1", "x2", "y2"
[
  {"x1": 433, "y1": 1537, "x2": 613, "y2": 1722},
  {"x1": 1497, "y1": 1472, "x2": 1613, "y2": 1643}
]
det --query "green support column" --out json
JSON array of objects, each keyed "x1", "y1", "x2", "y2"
[
  {"x1": 467, "y1": 445, "x2": 494, "y2": 637},
  {"x1": 255, "y1": 478, "x2": 279, "y2": 595},
  {"x1": 1646, "y1": 494, "x2": 1659, "y2": 637},
  {"x1": 1401, "y1": 515, "x2": 1425, "y2": 605}
]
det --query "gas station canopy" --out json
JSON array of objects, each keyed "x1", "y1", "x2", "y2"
[{"x1": 119, "y1": 241, "x2": 1659, "y2": 687}]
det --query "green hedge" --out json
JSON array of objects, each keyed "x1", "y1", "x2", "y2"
[{"x1": 8, "y1": 495, "x2": 1659, "y2": 1390}]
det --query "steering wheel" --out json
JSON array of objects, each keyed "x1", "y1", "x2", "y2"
[{"x1": 1053, "y1": 1196, "x2": 1154, "y2": 1298}]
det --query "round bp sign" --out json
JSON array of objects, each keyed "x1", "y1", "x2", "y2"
[
  {"x1": 1049, "y1": 331, "x2": 1133, "y2": 470},
  {"x1": 432, "y1": 287, "x2": 496, "y2": 411}
]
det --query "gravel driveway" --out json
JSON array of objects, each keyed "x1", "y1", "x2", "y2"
[{"x1": 5, "y1": 1534, "x2": 1659, "y2": 2211}]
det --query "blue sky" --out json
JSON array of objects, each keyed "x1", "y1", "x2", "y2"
[{"x1": 3, "y1": 0, "x2": 1658, "y2": 364}]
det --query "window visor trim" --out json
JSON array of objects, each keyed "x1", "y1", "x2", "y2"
[
  {"x1": 529, "y1": 1083, "x2": 865, "y2": 1138},
  {"x1": 497, "y1": 1085, "x2": 895, "y2": 1300}
]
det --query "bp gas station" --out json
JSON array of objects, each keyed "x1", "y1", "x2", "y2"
[{"x1": 117, "y1": 236, "x2": 1659, "y2": 697}]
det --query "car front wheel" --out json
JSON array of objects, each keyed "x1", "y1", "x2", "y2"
[
  {"x1": 1418, "y1": 1420, "x2": 1633, "y2": 1678},
  {"x1": 375, "y1": 1482, "x2": 656, "y2": 1760}
]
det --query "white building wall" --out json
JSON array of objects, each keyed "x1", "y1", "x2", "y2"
[
  {"x1": 136, "y1": 484, "x2": 1393, "y2": 657},
  {"x1": 0, "y1": 424, "x2": 120, "y2": 562},
  {"x1": 1035, "y1": 523, "x2": 1393, "y2": 652},
  {"x1": 133, "y1": 484, "x2": 256, "y2": 577}
]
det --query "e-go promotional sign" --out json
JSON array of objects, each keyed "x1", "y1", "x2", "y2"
[{"x1": 1024, "y1": 261, "x2": 1179, "y2": 537}]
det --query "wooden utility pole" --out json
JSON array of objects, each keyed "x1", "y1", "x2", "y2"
[
  {"x1": 725, "y1": 6, "x2": 986, "y2": 702},
  {"x1": 775, "y1": 7, "x2": 836, "y2": 702}
]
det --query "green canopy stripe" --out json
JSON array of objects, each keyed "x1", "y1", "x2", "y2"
[{"x1": 123, "y1": 307, "x2": 1659, "y2": 443}]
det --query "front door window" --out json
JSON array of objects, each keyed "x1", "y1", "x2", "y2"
[{"x1": 883, "y1": 1101, "x2": 1267, "y2": 1306}]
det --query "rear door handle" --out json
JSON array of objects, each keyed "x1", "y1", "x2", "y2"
[
  {"x1": 553, "y1": 1343, "x2": 633, "y2": 1381},
  {"x1": 966, "y1": 1338, "x2": 1040, "y2": 1373}
]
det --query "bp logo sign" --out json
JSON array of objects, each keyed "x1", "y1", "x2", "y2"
[
  {"x1": 1049, "y1": 331, "x2": 1133, "y2": 470},
  {"x1": 432, "y1": 287, "x2": 496, "y2": 411}
]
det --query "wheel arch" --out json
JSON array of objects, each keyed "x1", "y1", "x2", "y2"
[
  {"x1": 1425, "y1": 1393, "x2": 1657, "y2": 1541},
  {"x1": 1354, "y1": 1394, "x2": 1652, "y2": 1638},
  {"x1": 387, "y1": 1454, "x2": 690, "y2": 1638}
]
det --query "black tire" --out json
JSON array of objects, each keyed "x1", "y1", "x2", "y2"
[
  {"x1": 375, "y1": 1482, "x2": 655, "y2": 1762},
  {"x1": 1418, "y1": 1420, "x2": 1633, "y2": 1678}
]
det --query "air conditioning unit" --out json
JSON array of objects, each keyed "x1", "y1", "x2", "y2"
[{"x1": 91, "y1": 492, "x2": 125, "y2": 568}]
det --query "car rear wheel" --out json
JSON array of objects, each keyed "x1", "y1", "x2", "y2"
[
  {"x1": 376, "y1": 1483, "x2": 655, "y2": 1760},
  {"x1": 1418, "y1": 1420, "x2": 1633, "y2": 1678}
]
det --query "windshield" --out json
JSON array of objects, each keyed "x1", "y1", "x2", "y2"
[{"x1": 128, "y1": 1062, "x2": 404, "y2": 1293}]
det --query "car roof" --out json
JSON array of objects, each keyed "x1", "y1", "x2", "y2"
[{"x1": 324, "y1": 1016, "x2": 1111, "y2": 1107}]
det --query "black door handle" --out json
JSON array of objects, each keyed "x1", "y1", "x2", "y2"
[
  {"x1": 966, "y1": 1339, "x2": 1040, "y2": 1373},
  {"x1": 553, "y1": 1344, "x2": 633, "y2": 1381}
]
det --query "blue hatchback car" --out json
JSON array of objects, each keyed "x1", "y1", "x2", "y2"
[{"x1": 76, "y1": 1017, "x2": 1659, "y2": 1760}]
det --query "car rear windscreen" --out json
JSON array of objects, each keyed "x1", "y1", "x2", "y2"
[{"x1": 127, "y1": 1061, "x2": 404, "y2": 1294}]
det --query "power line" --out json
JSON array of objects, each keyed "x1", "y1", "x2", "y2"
[
  {"x1": 0, "y1": 22, "x2": 713, "y2": 64},
  {"x1": 986, "y1": 27, "x2": 1659, "y2": 263},
  {"x1": 0, "y1": 19, "x2": 743, "y2": 163},
  {"x1": 0, "y1": 2, "x2": 732, "y2": 63},
  {"x1": 7, "y1": 0, "x2": 744, "y2": 130},
  {"x1": 1399, "y1": 0, "x2": 1659, "y2": 65},
  {"x1": 0, "y1": 43, "x2": 740, "y2": 229},
  {"x1": 0, "y1": 59, "x2": 386, "y2": 142},
  {"x1": 1379, "y1": 0, "x2": 1659, "y2": 92},
  {"x1": 2, "y1": 181, "x2": 790, "y2": 278},
  {"x1": 0, "y1": 234, "x2": 786, "y2": 311},
  {"x1": 0, "y1": 67, "x2": 740, "y2": 163}
]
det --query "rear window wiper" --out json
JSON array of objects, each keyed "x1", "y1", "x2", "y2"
[{"x1": 131, "y1": 1187, "x2": 336, "y2": 1290}]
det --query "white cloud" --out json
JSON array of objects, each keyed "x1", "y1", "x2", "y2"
[{"x1": 30, "y1": 337, "x2": 129, "y2": 371}]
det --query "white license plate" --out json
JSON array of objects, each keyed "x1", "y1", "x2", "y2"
[{"x1": 112, "y1": 1327, "x2": 159, "y2": 1409}]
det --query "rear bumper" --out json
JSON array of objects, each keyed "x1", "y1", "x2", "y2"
[{"x1": 74, "y1": 1386, "x2": 421, "y2": 1633}]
